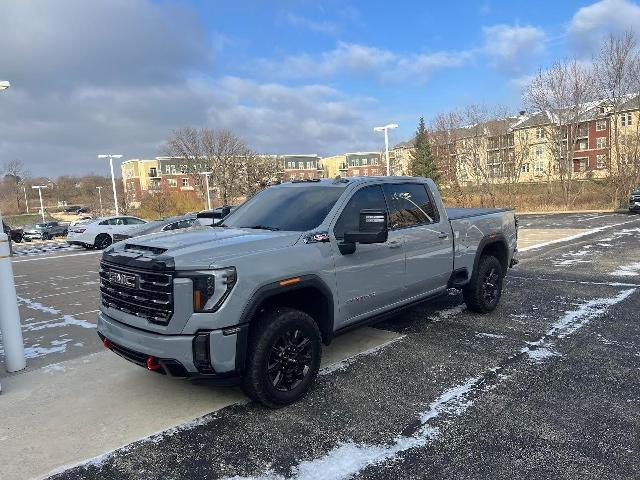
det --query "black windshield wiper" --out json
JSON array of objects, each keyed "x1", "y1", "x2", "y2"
[{"x1": 245, "y1": 225, "x2": 280, "y2": 231}]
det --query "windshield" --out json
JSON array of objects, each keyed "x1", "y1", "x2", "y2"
[
  {"x1": 222, "y1": 185, "x2": 346, "y2": 232},
  {"x1": 35, "y1": 223, "x2": 46, "y2": 228}
]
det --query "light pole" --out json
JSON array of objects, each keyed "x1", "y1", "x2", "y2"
[
  {"x1": 198, "y1": 172, "x2": 213, "y2": 210},
  {"x1": 374, "y1": 123, "x2": 398, "y2": 176},
  {"x1": 0, "y1": 79, "x2": 26, "y2": 376},
  {"x1": 32, "y1": 185, "x2": 47, "y2": 222},
  {"x1": 96, "y1": 186, "x2": 104, "y2": 216},
  {"x1": 22, "y1": 183, "x2": 29, "y2": 213},
  {"x1": 98, "y1": 154, "x2": 123, "y2": 215}
]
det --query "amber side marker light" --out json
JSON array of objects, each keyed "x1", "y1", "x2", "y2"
[
  {"x1": 279, "y1": 277, "x2": 301, "y2": 286},
  {"x1": 193, "y1": 288, "x2": 202, "y2": 311}
]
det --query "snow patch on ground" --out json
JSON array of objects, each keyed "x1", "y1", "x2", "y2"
[
  {"x1": 24, "y1": 339, "x2": 72, "y2": 359},
  {"x1": 476, "y1": 332, "x2": 506, "y2": 339},
  {"x1": 611, "y1": 262, "x2": 640, "y2": 277},
  {"x1": 224, "y1": 377, "x2": 481, "y2": 480},
  {"x1": 522, "y1": 344, "x2": 560, "y2": 362},
  {"x1": 320, "y1": 336, "x2": 406, "y2": 375},
  {"x1": 431, "y1": 304, "x2": 466, "y2": 321},
  {"x1": 43, "y1": 362, "x2": 66, "y2": 374},
  {"x1": 17, "y1": 296, "x2": 96, "y2": 330}
]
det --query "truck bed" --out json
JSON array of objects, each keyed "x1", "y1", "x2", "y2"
[{"x1": 446, "y1": 208, "x2": 511, "y2": 220}]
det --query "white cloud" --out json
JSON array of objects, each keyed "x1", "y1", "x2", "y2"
[
  {"x1": 568, "y1": 0, "x2": 640, "y2": 54},
  {"x1": 482, "y1": 24, "x2": 547, "y2": 75},
  {"x1": 255, "y1": 42, "x2": 471, "y2": 83},
  {"x1": 285, "y1": 13, "x2": 338, "y2": 35}
]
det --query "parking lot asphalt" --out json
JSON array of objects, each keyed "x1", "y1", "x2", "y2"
[{"x1": 2, "y1": 212, "x2": 639, "y2": 479}]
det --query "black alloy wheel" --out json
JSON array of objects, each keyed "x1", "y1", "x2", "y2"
[
  {"x1": 94, "y1": 234, "x2": 112, "y2": 250},
  {"x1": 267, "y1": 328, "x2": 313, "y2": 392}
]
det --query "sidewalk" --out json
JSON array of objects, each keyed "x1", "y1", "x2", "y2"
[{"x1": 0, "y1": 327, "x2": 402, "y2": 480}]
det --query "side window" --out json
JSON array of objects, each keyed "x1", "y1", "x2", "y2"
[
  {"x1": 123, "y1": 217, "x2": 144, "y2": 225},
  {"x1": 99, "y1": 220, "x2": 109, "y2": 225},
  {"x1": 333, "y1": 185, "x2": 387, "y2": 239},
  {"x1": 162, "y1": 222, "x2": 178, "y2": 231},
  {"x1": 383, "y1": 183, "x2": 439, "y2": 229}
]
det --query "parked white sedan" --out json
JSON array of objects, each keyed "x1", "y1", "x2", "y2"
[{"x1": 66, "y1": 216, "x2": 147, "y2": 249}]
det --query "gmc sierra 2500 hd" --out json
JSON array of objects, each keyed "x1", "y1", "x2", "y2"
[{"x1": 97, "y1": 177, "x2": 518, "y2": 407}]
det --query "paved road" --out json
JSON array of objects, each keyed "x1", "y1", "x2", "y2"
[{"x1": 40, "y1": 213, "x2": 640, "y2": 480}]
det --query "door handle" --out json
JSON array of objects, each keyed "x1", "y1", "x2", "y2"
[
  {"x1": 388, "y1": 240, "x2": 402, "y2": 249},
  {"x1": 438, "y1": 232, "x2": 449, "y2": 239}
]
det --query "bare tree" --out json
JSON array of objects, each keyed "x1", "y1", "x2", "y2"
[
  {"x1": 165, "y1": 128, "x2": 275, "y2": 205},
  {"x1": 524, "y1": 59, "x2": 596, "y2": 207},
  {"x1": 1, "y1": 159, "x2": 29, "y2": 212},
  {"x1": 594, "y1": 30, "x2": 640, "y2": 205}
]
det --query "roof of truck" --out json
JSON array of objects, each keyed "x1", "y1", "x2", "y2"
[{"x1": 279, "y1": 176, "x2": 428, "y2": 187}]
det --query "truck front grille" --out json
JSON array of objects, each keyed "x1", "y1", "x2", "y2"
[{"x1": 99, "y1": 260, "x2": 173, "y2": 325}]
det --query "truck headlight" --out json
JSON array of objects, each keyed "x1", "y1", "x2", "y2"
[{"x1": 189, "y1": 267, "x2": 237, "y2": 312}]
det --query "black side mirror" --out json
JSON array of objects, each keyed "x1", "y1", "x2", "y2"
[
  {"x1": 339, "y1": 209, "x2": 388, "y2": 254},
  {"x1": 221, "y1": 206, "x2": 232, "y2": 217}
]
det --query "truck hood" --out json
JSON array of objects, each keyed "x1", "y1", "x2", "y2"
[{"x1": 110, "y1": 226, "x2": 303, "y2": 268}]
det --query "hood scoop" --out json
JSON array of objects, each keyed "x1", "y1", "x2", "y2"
[{"x1": 124, "y1": 243, "x2": 168, "y2": 256}]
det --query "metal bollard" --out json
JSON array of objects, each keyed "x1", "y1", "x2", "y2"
[{"x1": 0, "y1": 214, "x2": 26, "y2": 373}]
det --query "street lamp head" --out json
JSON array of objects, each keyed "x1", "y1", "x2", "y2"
[
  {"x1": 98, "y1": 154, "x2": 122, "y2": 159},
  {"x1": 374, "y1": 123, "x2": 398, "y2": 132},
  {"x1": 0, "y1": 80, "x2": 10, "y2": 90},
  {"x1": 31, "y1": 185, "x2": 47, "y2": 190}
]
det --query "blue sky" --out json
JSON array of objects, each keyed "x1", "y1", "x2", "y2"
[{"x1": 1, "y1": 0, "x2": 640, "y2": 175}]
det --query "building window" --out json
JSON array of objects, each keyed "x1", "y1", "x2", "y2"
[
  {"x1": 535, "y1": 146, "x2": 544, "y2": 157},
  {"x1": 596, "y1": 120, "x2": 606, "y2": 131},
  {"x1": 578, "y1": 140, "x2": 587, "y2": 150},
  {"x1": 171, "y1": 165, "x2": 177, "y2": 174},
  {"x1": 165, "y1": 165, "x2": 170, "y2": 174},
  {"x1": 536, "y1": 127, "x2": 544, "y2": 139},
  {"x1": 362, "y1": 158, "x2": 368, "y2": 166},
  {"x1": 149, "y1": 167, "x2": 157, "y2": 177},
  {"x1": 182, "y1": 178, "x2": 189, "y2": 187},
  {"x1": 287, "y1": 161, "x2": 294, "y2": 169},
  {"x1": 621, "y1": 113, "x2": 633, "y2": 127},
  {"x1": 596, "y1": 154, "x2": 606, "y2": 169},
  {"x1": 596, "y1": 137, "x2": 607, "y2": 149},
  {"x1": 534, "y1": 160, "x2": 545, "y2": 176},
  {"x1": 521, "y1": 163, "x2": 530, "y2": 173},
  {"x1": 574, "y1": 159, "x2": 588, "y2": 173},
  {"x1": 168, "y1": 179, "x2": 177, "y2": 187},
  {"x1": 306, "y1": 161, "x2": 313, "y2": 169},
  {"x1": 180, "y1": 165, "x2": 187, "y2": 174}
]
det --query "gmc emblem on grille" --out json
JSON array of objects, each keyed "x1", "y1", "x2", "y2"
[{"x1": 109, "y1": 271, "x2": 138, "y2": 288}]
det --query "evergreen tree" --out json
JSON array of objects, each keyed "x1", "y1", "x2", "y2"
[{"x1": 409, "y1": 116, "x2": 439, "y2": 182}]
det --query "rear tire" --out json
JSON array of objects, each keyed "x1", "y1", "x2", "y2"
[
  {"x1": 463, "y1": 255, "x2": 503, "y2": 313},
  {"x1": 42, "y1": 233, "x2": 51, "y2": 241},
  {"x1": 242, "y1": 307, "x2": 321, "y2": 408},
  {"x1": 94, "y1": 234, "x2": 112, "y2": 250}
]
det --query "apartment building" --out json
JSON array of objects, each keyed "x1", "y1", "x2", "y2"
[
  {"x1": 121, "y1": 158, "x2": 161, "y2": 206},
  {"x1": 280, "y1": 155, "x2": 323, "y2": 181},
  {"x1": 343, "y1": 152, "x2": 384, "y2": 177},
  {"x1": 320, "y1": 155, "x2": 347, "y2": 178}
]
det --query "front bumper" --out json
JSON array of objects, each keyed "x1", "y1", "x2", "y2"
[
  {"x1": 97, "y1": 311, "x2": 246, "y2": 384},
  {"x1": 629, "y1": 202, "x2": 640, "y2": 212},
  {"x1": 23, "y1": 232, "x2": 43, "y2": 240}
]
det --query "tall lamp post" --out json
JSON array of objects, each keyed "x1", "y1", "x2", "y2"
[
  {"x1": 98, "y1": 154, "x2": 123, "y2": 215},
  {"x1": 32, "y1": 185, "x2": 48, "y2": 223},
  {"x1": 198, "y1": 171, "x2": 213, "y2": 210},
  {"x1": 374, "y1": 123, "x2": 398, "y2": 176},
  {"x1": 0, "y1": 79, "x2": 26, "y2": 377},
  {"x1": 96, "y1": 186, "x2": 104, "y2": 216},
  {"x1": 22, "y1": 183, "x2": 29, "y2": 213}
]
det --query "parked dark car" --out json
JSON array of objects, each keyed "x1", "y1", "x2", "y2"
[
  {"x1": 2, "y1": 221, "x2": 24, "y2": 243},
  {"x1": 112, "y1": 214, "x2": 197, "y2": 243},
  {"x1": 629, "y1": 187, "x2": 640, "y2": 213},
  {"x1": 195, "y1": 205, "x2": 237, "y2": 226}
]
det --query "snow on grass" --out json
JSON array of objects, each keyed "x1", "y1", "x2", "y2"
[
  {"x1": 611, "y1": 261, "x2": 640, "y2": 277},
  {"x1": 320, "y1": 335, "x2": 406, "y2": 375}
]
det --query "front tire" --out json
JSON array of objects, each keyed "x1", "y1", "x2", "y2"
[
  {"x1": 242, "y1": 307, "x2": 321, "y2": 408},
  {"x1": 94, "y1": 234, "x2": 112, "y2": 250},
  {"x1": 463, "y1": 255, "x2": 503, "y2": 313}
]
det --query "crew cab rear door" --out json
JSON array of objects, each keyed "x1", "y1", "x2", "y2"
[
  {"x1": 382, "y1": 182, "x2": 453, "y2": 298},
  {"x1": 330, "y1": 184, "x2": 406, "y2": 326}
]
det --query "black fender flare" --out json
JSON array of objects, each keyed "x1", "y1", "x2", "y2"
[
  {"x1": 471, "y1": 233, "x2": 510, "y2": 278},
  {"x1": 234, "y1": 274, "x2": 335, "y2": 371}
]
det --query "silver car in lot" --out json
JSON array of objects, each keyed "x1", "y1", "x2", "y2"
[
  {"x1": 112, "y1": 214, "x2": 197, "y2": 243},
  {"x1": 23, "y1": 221, "x2": 69, "y2": 241}
]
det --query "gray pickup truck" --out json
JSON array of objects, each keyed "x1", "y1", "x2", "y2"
[{"x1": 98, "y1": 177, "x2": 517, "y2": 407}]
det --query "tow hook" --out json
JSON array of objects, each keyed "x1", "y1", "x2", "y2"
[{"x1": 146, "y1": 356, "x2": 162, "y2": 371}]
